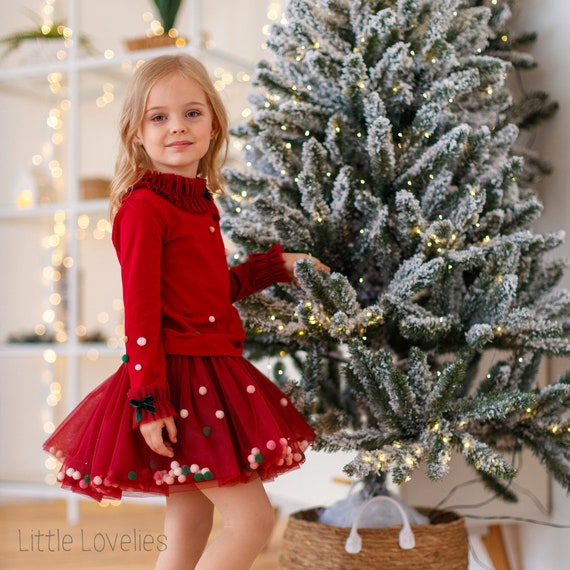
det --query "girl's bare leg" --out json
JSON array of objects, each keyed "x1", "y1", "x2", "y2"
[
  {"x1": 155, "y1": 490, "x2": 214, "y2": 570},
  {"x1": 195, "y1": 478, "x2": 275, "y2": 570}
]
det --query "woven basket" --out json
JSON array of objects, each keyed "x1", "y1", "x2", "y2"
[{"x1": 279, "y1": 505, "x2": 468, "y2": 569}]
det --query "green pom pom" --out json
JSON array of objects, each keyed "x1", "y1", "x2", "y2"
[
  {"x1": 122, "y1": 354, "x2": 129, "y2": 363},
  {"x1": 83, "y1": 474, "x2": 90, "y2": 483},
  {"x1": 202, "y1": 426, "x2": 211, "y2": 436},
  {"x1": 127, "y1": 471, "x2": 137, "y2": 480},
  {"x1": 255, "y1": 453, "x2": 265, "y2": 463},
  {"x1": 194, "y1": 473, "x2": 204, "y2": 482},
  {"x1": 203, "y1": 471, "x2": 213, "y2": 481},
  {"x1": 182, "y1": 465, "x2": 190, "y2": 475}
]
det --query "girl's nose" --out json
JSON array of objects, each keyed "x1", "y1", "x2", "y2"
[{"x1": 171, "y1": 125, "x2": 187, "y2": 134}]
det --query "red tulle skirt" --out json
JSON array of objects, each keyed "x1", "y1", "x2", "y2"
[{"x1": 43, "y1": 355, "x2": 315, "y2": 502}]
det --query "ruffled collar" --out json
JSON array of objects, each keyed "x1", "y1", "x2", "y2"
[{"x1": 127, "y1": 171, "x2": 215, "y2": 213}]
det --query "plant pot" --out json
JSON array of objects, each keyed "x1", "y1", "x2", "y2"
[
  {"x1": 11, "y1": 38, "x2": 67, "y2": 64},
  {"x1": 279, "y1": 506, "x2": 468, "y2": 569},
  {"x1": 123, "y1": 34, "x2": 185, "y2": 52}
]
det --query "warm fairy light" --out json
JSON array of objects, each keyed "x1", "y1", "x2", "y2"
[
  {"x1": 267, "y1": 2, "x2": 281, "y2": 21},
  {"x1": 97, "y1": 312, "x2": 109, "y2": 324},
  {"x1": 77, "y1": 214, "x2": 90, "y2": 229},
  {"x1": 53, "y1": 222, "x2": 66, "y2": 236},
  {"x1": 35, "y1": 324, "x2": 47, "y2": 336},
  {"x1": 45, "y1": 456, "x2": 58, "y2": 470},
  {"x1": 16, "y1": 190, "x2": 34, "y2": 208},
  {"x1": 149, "y1": 19, "x2": 164, "y2": 37},
  {"x1": 43, "y1": 309, "x2": 56, "y2": 323},
  {"x1": 96, "y1": 83, "x2": 115, "y2": 108},
  {"x1": 43, "y1": 349, "x2": 57, "y2": 363},
  {"x1": 49, "y1": 293, "x2": 62, "y2": 305},
  {"x1": 87, "y1": 349, "x2": 100, "y2": 361}
]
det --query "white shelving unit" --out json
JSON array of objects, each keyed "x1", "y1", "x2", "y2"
[{"x1": 0, "y1": 0, "x2": 256, "y2": 522}]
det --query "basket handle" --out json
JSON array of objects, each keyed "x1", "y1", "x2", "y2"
[{"x1": 345, "y1": 496, "x2": 416, "y2": 554}]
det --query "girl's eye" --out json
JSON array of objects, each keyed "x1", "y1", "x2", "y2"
[
  {"x1": 186, "y1": 110, "x2": 201, "y2": 118},
  {"x1": 151, "y1": 114, "x2": 166, "y2": 122}
]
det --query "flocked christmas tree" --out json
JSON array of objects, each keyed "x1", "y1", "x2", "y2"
[{"x1": 221, "y1": 0, "x2": 570, "y2": 506}]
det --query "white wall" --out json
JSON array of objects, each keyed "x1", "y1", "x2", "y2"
[{"x1": 513, "y1": 2, "x2": 570, "y2": 569}]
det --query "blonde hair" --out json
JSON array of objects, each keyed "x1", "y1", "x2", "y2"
[{"x1": 109, "y1": 54, "x2": 229, "y2": 218}]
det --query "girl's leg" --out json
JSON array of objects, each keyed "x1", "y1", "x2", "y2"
[
  {"x1": 195, "y1": 478, "x2": 275, "y2": 570},
  {"x1": 155, "y1": 490, "x2": 214, "y2": 570}
]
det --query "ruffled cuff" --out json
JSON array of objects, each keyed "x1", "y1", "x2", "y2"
[
  {"x1": 250, "y1": 244, "x2": 292, "y2": 289},
  {"x1": 127, "y1": 382, "x2": 178, "y2": 429}
]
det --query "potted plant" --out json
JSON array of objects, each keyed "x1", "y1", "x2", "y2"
[
  {"x1": 221, "y1": 0, "x2": 568, "y2": 567},
  {"x1": 0, "y1": 10, "x2": 94, "y2": 62},
  {"x1": 125, "y1": 0, "x2": 186, "y2": 51}
]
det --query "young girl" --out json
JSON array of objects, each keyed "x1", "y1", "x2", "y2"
[{"x1": 43, "y1": 54, "x2": 329, "y2": 569}]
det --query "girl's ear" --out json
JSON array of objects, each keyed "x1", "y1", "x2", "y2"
[{"x1": 210, "y1": 117, "x2": 220, "y2": 140}]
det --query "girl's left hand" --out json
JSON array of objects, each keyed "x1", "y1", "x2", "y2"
[
  {"x1": 139, "y1": 416, "x2": 177, "y2": 457},
  {"x1": 282, "y1": 253, "x2": 330, "y2": 278}
]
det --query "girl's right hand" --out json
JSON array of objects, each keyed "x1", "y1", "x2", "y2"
[
  {"x1": 282, "y1": 252, "x2": 330, "y2": 278},
  {"x1": 139, "y1": 416, "x2": 177, "y2": 457}
]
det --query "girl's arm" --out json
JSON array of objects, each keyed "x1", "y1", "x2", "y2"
[
  {"x1": 228, "y1": 244, "x2": 330, "y2": 302},
  {"x1": 112, "y1": 192, "x2": 178, "y2": 432}
]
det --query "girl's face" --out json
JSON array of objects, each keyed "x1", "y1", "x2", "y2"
[{"x1": 136, "y1": 73, "x2": 215, "y2": 178}]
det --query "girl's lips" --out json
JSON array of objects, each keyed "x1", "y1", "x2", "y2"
[{"x1": 167, "y1": 141, "x2": 191, "y2": 147}]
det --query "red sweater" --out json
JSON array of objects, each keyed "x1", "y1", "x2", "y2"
[{"x1": 112, "y1": 172, "x2": 291, "y2": 425}]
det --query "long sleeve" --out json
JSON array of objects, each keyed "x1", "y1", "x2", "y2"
[
  {"x1": 229, "y1": 244, "x2": 291, "y2": 303},
  {"x1": 112, "y1": 190, "x2": 177, "y2": 426}
]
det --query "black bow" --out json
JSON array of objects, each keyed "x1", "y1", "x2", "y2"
[{"x1": 129, "y1": 395, "x2": 156, "y2": 423}]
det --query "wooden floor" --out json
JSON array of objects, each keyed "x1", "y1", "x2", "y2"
[{"x1": 0, "y1": 499, "x2": 286, "y2": 569}]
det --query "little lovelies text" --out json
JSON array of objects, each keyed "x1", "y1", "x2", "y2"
[{"x1": 17, "y1": 528, "x2": 167, "y2": 552}]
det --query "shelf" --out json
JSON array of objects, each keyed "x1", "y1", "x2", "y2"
[
  {"x1": 0, "y1": 199, "x2": 109, "y2": 220},
  {"x1": 0, "y1": 42, "x2": 253, "y2": 79},
  {"x1": 0, "y1": 43, "x2": 254, "y2": 102},
  {"x1": 0, "y1": 342, "x2": 122, "y2": 357}
]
